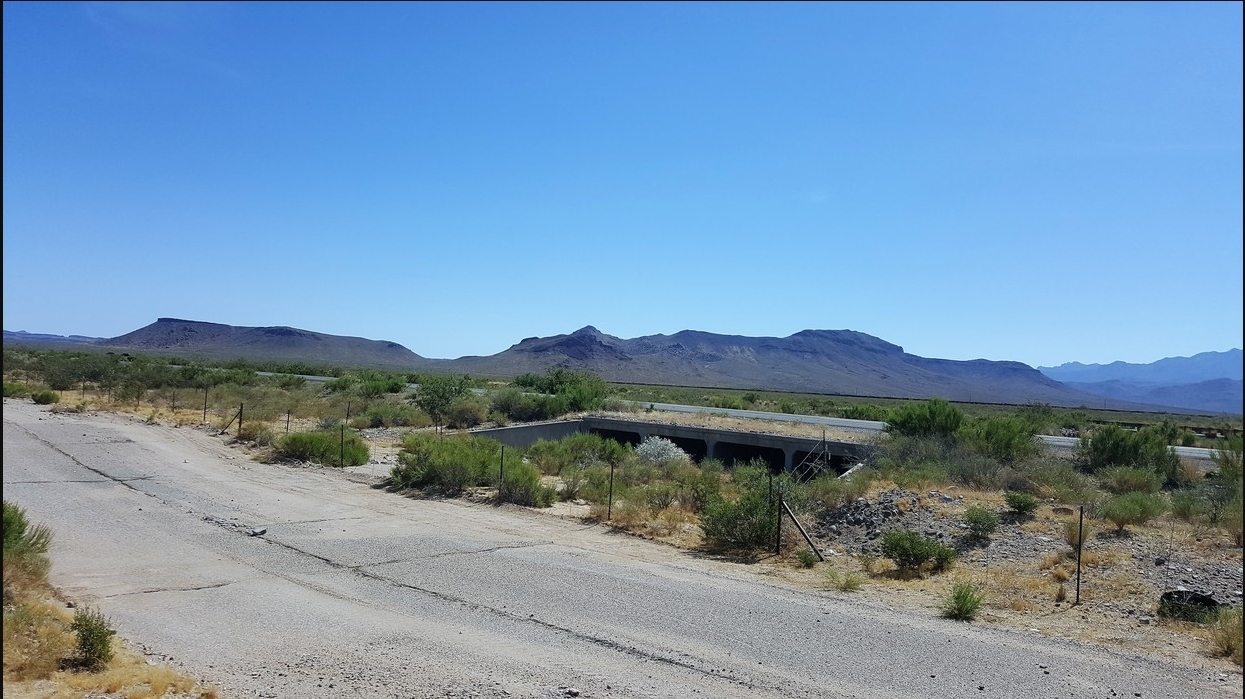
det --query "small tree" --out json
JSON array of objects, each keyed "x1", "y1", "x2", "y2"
[{"x1": 411, "y1": 374, "x2": 470, "y2": 433}]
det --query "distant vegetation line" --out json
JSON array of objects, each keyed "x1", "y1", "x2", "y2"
[{"x1": 4, "y1": 346, "x2": 1240, "y2": 443}]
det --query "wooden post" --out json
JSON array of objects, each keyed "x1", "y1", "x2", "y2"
[
  {"x1": 775, "y1": 483, "x2": 783, "y2": 555},
  {"x1": 607, "y1": 461, "x2": 615, "y2": 521}
]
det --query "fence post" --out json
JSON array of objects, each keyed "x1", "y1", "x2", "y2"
[
  {"x1": 238, "y1": 403, "x2": 244, "y2": 437},
  {"x1": 340, "y1": 423, "x2": 346, "y2": 467},
  {"x1": 775, "y1": 483, "x2": 783, "y2": 556},
  {"x1": 1075, "y1": 505, "x2": 1085, "y2": 605},
  {"x1": 607, "y1": 461, "x2": 615, "y2": 521},
  {"x1": 203, "y1": 387, "x2": 209, "y2": 424},
  {"x1": 286, "y1": 411, "x2": 291, "y2": 435},
  {"x1": 499, "y1": 446, "x2": 505, "y2": 492}
]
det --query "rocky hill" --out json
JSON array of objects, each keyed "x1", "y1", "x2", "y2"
[
  {"x1": 94, "y1": 318, "x2": 431, "y2": 370},
  {"x1": 6, "y1": 319, "x2": 1224, "y2": 412}
]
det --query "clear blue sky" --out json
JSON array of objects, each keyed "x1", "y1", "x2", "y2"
[{"x1": 4, "y1": 2, "x2": 1242, "y2": 367}]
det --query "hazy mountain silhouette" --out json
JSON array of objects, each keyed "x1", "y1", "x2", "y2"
[{"x1": 5, "y1": 320, "x2": 1236, "y2": 414}]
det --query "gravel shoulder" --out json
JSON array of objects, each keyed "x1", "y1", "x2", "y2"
[{"x1": 3, "y1": 399, "x2": 1241, "y2": 698}]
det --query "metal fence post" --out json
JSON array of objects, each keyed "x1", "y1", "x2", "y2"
[
  {"x1": 1075, "y1": 505, "x2": 1085, "y2": 605},
  {"x1": 775, "y1": 483, "x2": 783, "y2": 556},
  {"x1": 607, "y1": 461, "x2": 615, "y2": 521}
]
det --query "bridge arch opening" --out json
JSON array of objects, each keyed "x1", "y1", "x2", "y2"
[{"x1": 713, "y1": 442, "x2": 784, "y2": 473}]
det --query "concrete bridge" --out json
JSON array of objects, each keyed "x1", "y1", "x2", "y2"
[{"x1": 471, "y1": 417, "x2": 873, "y2": 475}]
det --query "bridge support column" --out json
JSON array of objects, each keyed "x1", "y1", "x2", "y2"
[
  {"x1": 706, "y1": 439, "x2": 718, "y2": 462},
  {"x1": 783, "y1": 448, "x2": 794, "y2": 473}
]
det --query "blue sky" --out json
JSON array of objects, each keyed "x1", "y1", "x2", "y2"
[{"x1": 4, "y1": 2, "x2": 1242, "y2": 367}]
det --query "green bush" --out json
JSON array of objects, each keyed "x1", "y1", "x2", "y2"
[
  {"x1": 886, "y1": 398, "x2": 963, "y2": 439},
  {"x1": 1079, "y1": 424, "x2": 1180, "y2": 485},
  {"x1": 701, "y1": 489, "x2": 777, "y2": 551},
  {"x1": 959, "y1": 417, "x2": 1039, "y2": 463},
  {"x1": 824, "y1": 569, "x2": 865, "y2": 591},
  {"x1": 1099, "y1": 491, "x2": 1167, "y2": 532},
  {"x1": 30, "y1": 389, "x2": 59, "y2": 405},
  {"x1": 3, "y1": 381, "x2": 29, "y2": 398},
  {"x1": 391, "y1": 433, "x2": 501, "y2": 493},
  {"x1": 672, "y1": 464, "x2": 722, "y2": 512},
  {"x1": 498, "y1": 461, "x2": 555, "y2": 507},
  {"x1": 1003, "y1": 491, "x2": 1039, "y2": 517},
  {"x1": 881, "y1": 529, "x2": 957, "y2": 576},
  {"x1": 642, "y1": 482, "x2": 680, "y2": 511},
  {"x1": 276, "y1": 430, "x2": 369, "y2": 466},
  {"x1": 1169, "y1": 490, "x2": 1209, "y2": 522},
  {"x1": 71, "y1": 606, "x2": 116, "y2": 670},
  {"x1": 964, "y1": 506, "x2": 1000, "y2": 540},
  {"x1": 3, "y1": 500, "x2": 53, "y2": 602},
  {"x1": 941, "y1": 583, "x2": 983, "y2": 621},
  {"x1": 446, "y1": 396, "x2": 489, "y2": 429},
  {"x1": 795, "y1": 548, "x2": 818, "y2": 568},
  {"x1": 837, "y1": 404, "x2": 889, "y2": 421},
  {"x1": 1099, "y1": 466, "x2": 1162, "y2": 494}
]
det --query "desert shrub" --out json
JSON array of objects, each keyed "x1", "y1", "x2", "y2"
[
  {"x1": 1099, "y1": 491, "x2": 1167, "y2": 532},
  {"x1": 671, "y1": 464, "x2": 721, "y2": 512},
  {"x1": 498, "y1": 461, "x2": 555, "y2": 507},
  {"x1": 1021, "y1": 457, "x2": 1097, "y2": 504},
  {"x1": 701, "y1": 487, "x2": 776, "y2": 551},
  {"x1": 446, "y1": 396, "x2": 489, "y2": 429},
  {"x1": 490, "y1": 388, "x2": 569, "y2": 422},
  {"x1": 1211, "y1": 606, "x2": 1243, "y2": 665},
  {"x1": 1222, "y1": 496, "x2": 1243, "y2": 547},
  {"x1": 964, "y1": 506, "x2": 1000, "y2": 540},
  {"x1": 701, "y1": 490, "x2": 774, "y2": 550},
  {"x1": 3, "y1": 381, "x2": 29, "y2": 398},
  {"x1": 941, "y1": 583, "x2": 983, "y2": 621},
  {"x1": 837, "y1": 404, "x2": 888, "y2": 421},
  {"x1": 3, "y1": 501, "x2": 53, "y2": 603},
  {"x1": 795, "y1": 548, "x2": 818, "y2": 568},
  {"x1": 30, "y1": 389, "x2": 59, "y2": 405},
  {"x1": 357, "y1": 403, "x2": 429, "y2": 428},
  {"x1": 391, "y1": 433, "x2": 500, "y2": 492},
  {"x1": 641, "y1": 482, "x2": 680, "y2": 511},
  {"x1": 886, "y1": 398, "x2": 963, "y2": 439},
  {"x1": 824, "y1": 569, "x2": 865, "y2": 591},
  {"x1": 1004, "y1": 491, "x2": 1039, "y2": 517},
  {"x1": 1098, "y1": 466, "x2": 1162, "y2": 494},
  {"x1": 578, "y1": 465, "x2": 616, "y2": 504},
  {"x1": 276, "y1": 430, "x2": 369, "y2": 466},
  {"x1": 634, "y1": 436, "x2": 690, "y2": 466},
  {"x1": 801, "y1": 471, "x2": 870, "y2": 511},
  {"x1": 237, "y1": 422, "x2": 276, "y2": 447},
  {"x1": 1169, "y1": 490, "x2": 1209, "y2": 522},
  {"x1": 71, "y1": 606, "x2": 115, "y2": 670},
  {"x1": 1079, "y1": 424, "x2": 1181, "y2": 485},
  {"x1": 881, "y1": 529, "x2": 956, "y2": 576},
  {"x1": 944, "y1": 452, "x2": 1004, "y2": 490},
  {"x1": 959, "y1": 417, "x2": 1039, "y2": 463}
]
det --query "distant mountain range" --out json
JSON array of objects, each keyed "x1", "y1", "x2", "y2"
[
  {"x1": 3, "y1": 319, "x2": 1240, "y2": 415},
  {"x1": 1038, "y1": 350, "x2": 1242, "y2": 415}
]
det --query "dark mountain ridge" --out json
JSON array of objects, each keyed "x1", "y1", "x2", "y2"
[{"x1": 5, "y1": 319, "x2": 1237, "y2": 414}]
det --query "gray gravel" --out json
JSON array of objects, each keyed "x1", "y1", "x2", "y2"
[{"x1": 3, "y1": 399, "x2": 1240, "y2": 698}]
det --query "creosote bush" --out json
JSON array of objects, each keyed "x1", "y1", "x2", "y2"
[
  {"x1": 275, "y1": 430, "x2": 369, "y2": 466},
  {"x1": 963, "y1": 506, "x2": 999, "y2": 540},
  {"x1": 498, "y1": 461, "x2": 555, "y2": 507},
  {"x1": 70, "y1": 606, "x2": 116, "y2": 670},
  {"x1": 795, "y1": 548, "x2": 818, "y2": 568},
  {"x1": 880, "y1": 529, "x2": 956, "y2": 577},
  {"x1": 30, "y1": 389, "x2": 59, "y2": 405},
  {"x1": 1099, "y1": 491, "x2": 1167, "y2": 533},
  {"x1": 1003, "y1": 491, "x2": 1038, "y2": 517},
  {"x1": 3, "y1": 500, "x2": 53, "y2": 604},
  {"x1": 941, "y1": 583, "x2": 983, "y2": 621}
]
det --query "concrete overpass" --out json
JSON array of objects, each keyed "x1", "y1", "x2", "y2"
[{"x1": 472, "y1": 417, "x2": 872, "y2": 475}]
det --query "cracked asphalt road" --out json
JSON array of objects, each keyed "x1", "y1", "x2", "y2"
[{"x1": 3, "y1": 399, "x2": 1239, "y2": 698}]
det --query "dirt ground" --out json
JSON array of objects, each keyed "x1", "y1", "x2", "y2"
[
  {"x1": 12, "y1": 400, "x2": 1242, "y2": 697},
  {"x1": 266, "y1": 408, "x2": 1244, "y2": 676}
]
